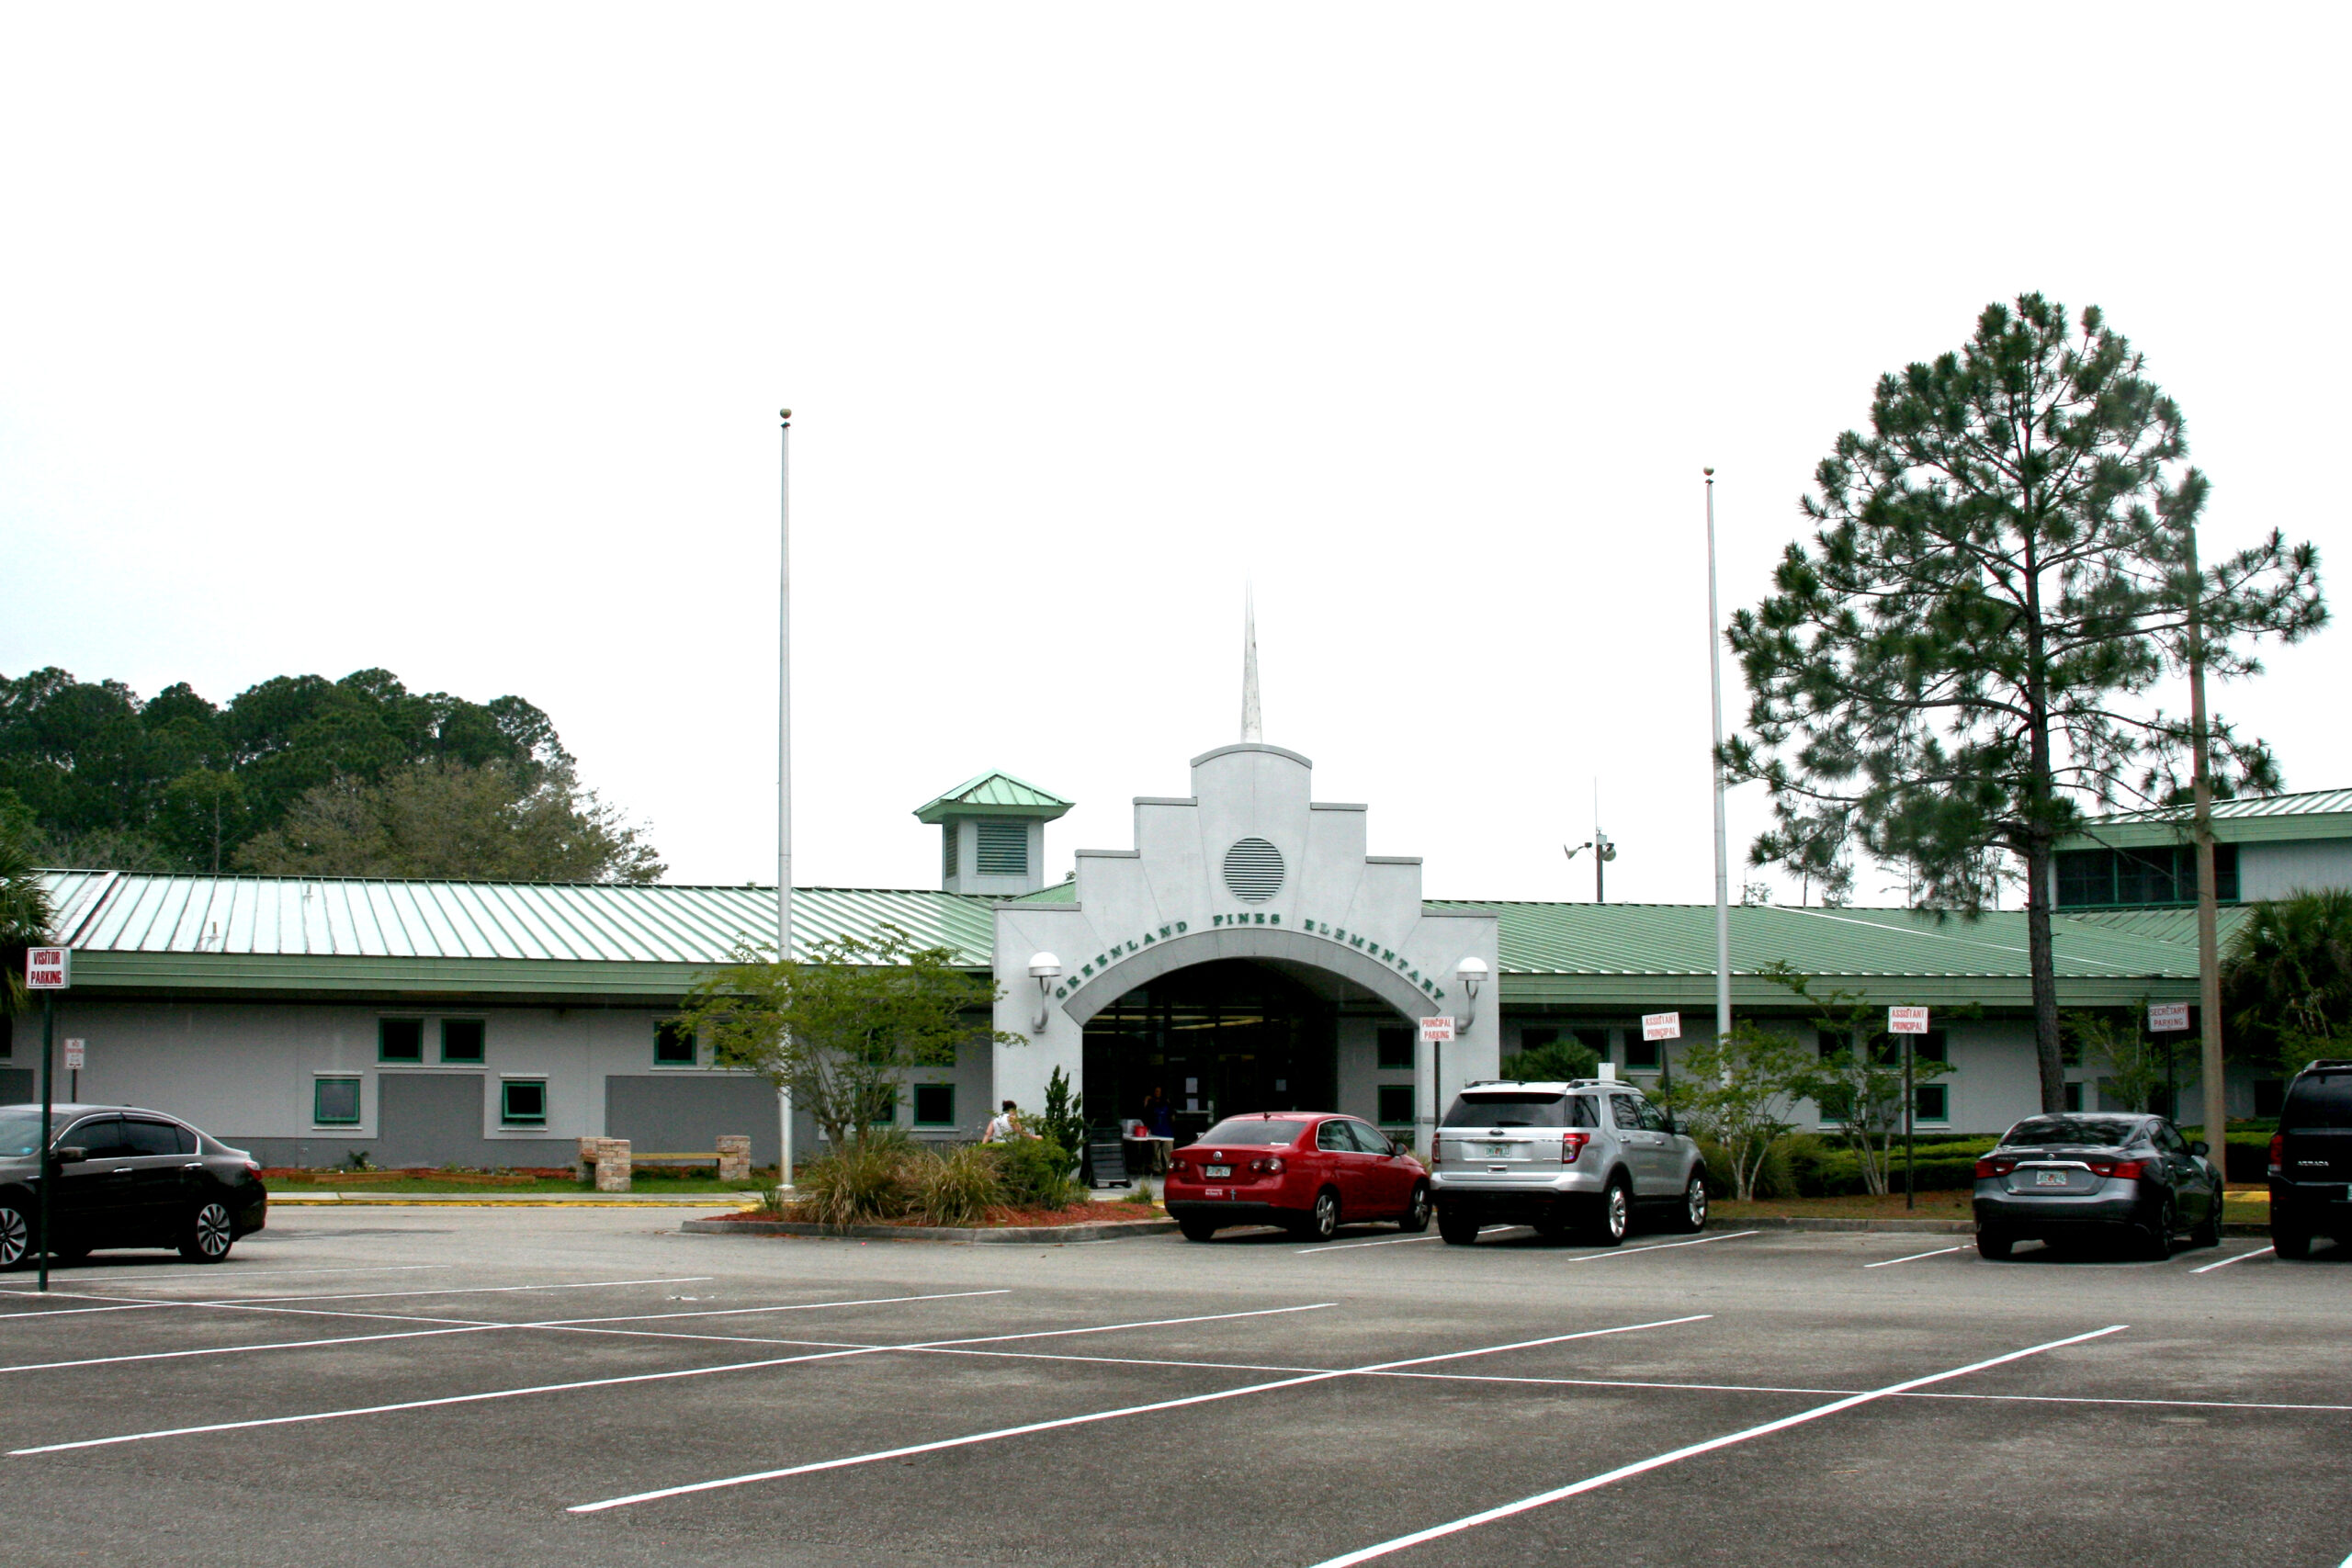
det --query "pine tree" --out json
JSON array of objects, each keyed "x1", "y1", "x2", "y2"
[{"x1": 1724, "y1": 295, "x2": 2325, "y2": 1111}]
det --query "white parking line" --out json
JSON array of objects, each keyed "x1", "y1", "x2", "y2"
[
  {"x1": 1863, "y1": 1246, "x2": 1966, "y2": 1269},
  {"x1": 566, "y1": 1312, "x2": 1712, "y2": 1514},
  {"x1": 1303, "y1": 1324, "x2": 2129, "y2": 1567},
  {"x1": 9, "y1": 1303, "x2": 1336, "y2": 1455},
  {"x1": 1297, "y1": 1235, "x2": 1444, "y2": 1255},
  {"x1": 1563, "y1": 1230, "x2": 1758, "y2": 1262},
  {"x1": 0, "y1": 1264, "x2": 449, "y2": 1289},
  {"x1": 2190, "y1": 1246, "x2": 2275, "y2": 1274},
  {"x1": 0, "y1": 1290, "x2": 1015, "y2": 1376},
  {"x1": 0, "y1": 1275, "x2": 716, "y2": 1322}
]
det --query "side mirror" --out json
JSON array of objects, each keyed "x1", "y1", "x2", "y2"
[
  {"x1": 2188, "y1": 1140, "x2": 2209, "y2": 1157},
  {"x1": 51, "y1": 1146, "x2": 86, "y2": 1165}
]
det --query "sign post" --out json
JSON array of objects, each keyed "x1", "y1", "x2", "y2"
[
  {"x1": 1419, "y1": 1016, "x2": 1454, "y2": 1156},
  {"x1": 2148, "y1": 1002, "x2": 2190, "y2": 1121},
  {"x1": 25, "y1": 948, "x2": 70, "y2": 1293},
  {"x1": 63, "y1": 1039, "x2": 84, "y2": 1101},
  {"x1": 1889, "y1": 1007, "x2": 1928, "y2": 1210}
]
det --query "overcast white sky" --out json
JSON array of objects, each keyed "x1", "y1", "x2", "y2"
[{"x1": 5, "y1": 5, "x2": 2346, "y2": 903}]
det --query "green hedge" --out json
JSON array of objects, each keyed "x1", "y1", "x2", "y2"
[{"x1": 1702, "y1": 1134, "x2": 1997, "y2": 1198}]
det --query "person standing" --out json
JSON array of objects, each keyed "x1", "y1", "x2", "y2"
[{"x1": 982, "y1": 1100, "x2": 1023, "y2": 1143}]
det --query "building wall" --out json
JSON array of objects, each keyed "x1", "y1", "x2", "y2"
[
  {"x1": 22, "y1": 998, "x2": 786, "y2": 1168},
  {"x1": 2239, "y1": 837, "x2": 2352, "y2": 901}
]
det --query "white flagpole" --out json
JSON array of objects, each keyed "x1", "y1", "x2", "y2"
[
  {"x1": 1706, "y1": 468, "x2": 1731, "y2": 1046},
  {"x1": 777, "y1": 408, "x2": 795, "y2": 1193}
]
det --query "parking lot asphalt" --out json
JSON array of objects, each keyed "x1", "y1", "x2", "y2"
[{"x1": 0, "y1": 1211, "x2": 2345, "y2": 1568}]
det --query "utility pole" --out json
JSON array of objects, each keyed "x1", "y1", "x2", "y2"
[
  {"x1": 2186, "y1": 522, "x2": 2226, "y2": 1154},
  {"x1": 776, "y1": 408, "x2": 795, "y2": 1194},
  {"x1": 1705, "y1": 469, "x2": 1732, "y2": 1048}
]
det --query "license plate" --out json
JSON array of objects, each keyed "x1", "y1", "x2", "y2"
[
  {"x1": 1204, "y1": 1165, "x2": 1231, "y2": 1179},
  {"x1": 2035, "y1": 1170, "x2": 2068, "y2": 1187},
  {"x1": 1481, "y1": 1145, "x2": 1514, "y2": 1158}
]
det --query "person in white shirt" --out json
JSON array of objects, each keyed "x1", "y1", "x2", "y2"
[{"x1": 982, "y1": 1100, "x2": 1024, "y2": 1143}]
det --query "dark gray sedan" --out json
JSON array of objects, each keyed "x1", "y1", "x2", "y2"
[
  {"x1": 0, "y1": 1103, "x2": 269, "y2": 1268},
  {"x1": 1973, "y1": 1112, "x2": 2222, "y2": 1260}
]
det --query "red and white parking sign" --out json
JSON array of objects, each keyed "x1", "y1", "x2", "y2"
[
  {"x1": 1641, "y1": 1011, "x2": 1681, "y2": 1042},
  {"x1": 25, "y1": 948, "x2": 69, "y2": 989},
  {"x1": 2148, "y1": 1002, "x2": 2191, "y2": 1032},
  {"x1": 1888, "y1": 1006, "x2": 1929, "y2": 1035},
  {"x1": 1418, "y1": 1016, "x2": 1455, "y2": 1044}
]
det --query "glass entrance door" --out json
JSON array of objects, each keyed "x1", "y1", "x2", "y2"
[{"x1": 1081, "y1": 960, "x2": 1338, "y2": 1143}]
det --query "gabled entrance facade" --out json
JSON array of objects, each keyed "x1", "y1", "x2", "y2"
[{"x1": 990, "y1": 743, "x2": 1500, "y2": 1144}]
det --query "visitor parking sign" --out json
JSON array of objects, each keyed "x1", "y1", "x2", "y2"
[{"x1": 26, "y1": 948, "x2": 69, "y2": 989}]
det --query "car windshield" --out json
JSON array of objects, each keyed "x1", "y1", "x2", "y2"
[
  {"x1": 1195, "y1": 1117, "x2": 1308, "y2": 1146},
  {"x1": 2001, "y1": 1116, "x2": 2143, "y2": 1147},
  {"x1": 2283, "y1": 1074, "x2": 2352, "y2": 1131},
  {"x1": 1443, "y1": 1092, "x2": 1573, "y2": 1129},
  {"x1": 0, "y1": 1110, "x2": 46, "y2": 1158}
]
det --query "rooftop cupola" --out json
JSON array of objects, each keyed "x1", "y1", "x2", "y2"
[{"x1": 913, "y1": 771, "x2": 1073, "y2": 896}]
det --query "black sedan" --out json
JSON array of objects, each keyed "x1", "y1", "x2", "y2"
[
  {"x1": 0, "y1": 1103, "x2": 269, "y2": 1268},
  {"x1": 1973, "y1": 1112, "x2": 2222, "y2": 1260}
]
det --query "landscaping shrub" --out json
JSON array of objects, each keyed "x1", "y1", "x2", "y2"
[
  {"x1": 912, "y1": 1144, "x2": 1002, "y2": 1226},
  {"x1": 795, "y1": 1138, "x2": 917, "y2": 1226},
  {"x1": 993, "y1": 1135, "x2": 1077, "y2": 1210}
]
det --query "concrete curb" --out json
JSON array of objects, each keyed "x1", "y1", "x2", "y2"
[
  {"x1": 272, "y1": 1193, "x2": 760, "y2": 1208},
  {"x1": 681, "y1": 1216, "x2": 1180, "y2": 1244},
  {"x1": 1713, "y1": 1215, "x2": 2271, "y2": 1237}
]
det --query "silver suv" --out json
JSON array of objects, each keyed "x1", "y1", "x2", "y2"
[{"x1": 1430, "y1": 1080, "x2": 1708, "y2": 1246}]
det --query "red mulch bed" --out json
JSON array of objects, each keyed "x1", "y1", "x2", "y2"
[{"x1": 710, "y1": 1201, "x2": 1163, "y2": 1228}]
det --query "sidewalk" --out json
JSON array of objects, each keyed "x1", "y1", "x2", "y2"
[{"x1": 270, "y1": 1191, "x2": 763, "y2": 1208}]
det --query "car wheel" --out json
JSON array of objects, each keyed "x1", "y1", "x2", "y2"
[
  {"x1": 2189, "y1": 1192, "x2": 2222, "y2": 1249},
  {"x1": 1437, "y1": 1205, "x2": 1481, "y2": 1246},
  {"x1": 1303, "y1": 1188, "x2": 1340, "y2": 1243},
  {"x1": 2273, "y1": 1222, "x2": 2312, "y2": 1260},
  {"x1": 1177, "y1": 1216, "x2": 1221, "y2": 1242},
  {"x1": 1668, "y1": 1173, "x2": 1709, "y2": 1235},
  {"x1": 1584, "y1": 1177, "x2": 1631, "y2": 1247},
  {"x1": 1396, "y1": 1183, "x2": 1431, "y2": 1234},
  {"x1": 1975, "y1": 1227, "x2": 2013, "y2": 1260},
  {"x1": 178, "y1": 1201, "x2": 235, "y2": 1263},
  {"x1": 2137, "y1": 1197, "x2": 2175, "y2": 1262},
  {"x1": 0, "y1": 1201, "x2": 28, "y2": 1270}
]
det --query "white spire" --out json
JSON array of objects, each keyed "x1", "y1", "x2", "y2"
[{"x1": 1240, "y1": 586, "x2": 1262, "y2": 741}]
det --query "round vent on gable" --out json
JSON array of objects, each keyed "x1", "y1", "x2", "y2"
[{"x1": 1223, "y1": 837, "x2": 1285, "y2": 902}]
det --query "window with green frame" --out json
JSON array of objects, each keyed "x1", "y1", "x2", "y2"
[
  {"x1": 500, "y1": 1079, "x2": 548, "y2": 1126},
  {"x1": 1376, "y1": 1027, "x2": 1414, "y2": 1071},
  {"x1": 869, "y1": 1087, "x2": 899, "y2": 1126},
  {"x1": 440, "y1": 1019, "x2": 486, "y2": 1064},
  {"x1": 911, "y1": 1083, "x2": 956, "y2": 1127},
  {"x1": 1376, "y1": 1084, "x2": 1416, "y2": 1126},
  {"x1": 314, "y1": 1077, "x2": 362, "y2": 1125},
  {"x1": 379, "y1": 1018, "x2": 424, "y2": 1064},
  {"x1": 653, "y1": 1021, "x2": 696, "y2": 1066},
  {"x1": 1915, "y1": 1083, "x2": 1950, "y2": 1123}
]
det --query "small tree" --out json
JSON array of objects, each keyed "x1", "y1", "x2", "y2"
[
  {"x1": 0, "y1": 809, "x2": 56, "y2": 1016},
  {"x1": 2064, "y1": 1005, "x2": 2190, "y2": 1114},
  {"x1": 2223, "y1": 889, "x2": 2352, "y2": 1076},
  {"x1": 1723, "y1": 294, "x2": 2325, "y2": 1112},
  {"x1": 1758, "y1": 964, "x2": 1949, "y2": 1198},
  {"x1": 1679, "y1": 1021, "x2": 1815, "y2": 1202},
  {"x1": 673, "y1": 923, "x2": 1018, "y2": 1150},
  {"x1": 1035, "y1": 1066, "x2": 1086, "y2": 1179}
]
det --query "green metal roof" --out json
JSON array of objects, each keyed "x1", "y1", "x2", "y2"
[
  {"x1": 911, "y1": 771, "x2": 1073, "y2": 824},
  {"x1": 1435, "y1": 900, "x2": 2205, "y2": 1010},
  {"x1": 2059, "y1": 787, "x2": 2352, "y2": 851}
]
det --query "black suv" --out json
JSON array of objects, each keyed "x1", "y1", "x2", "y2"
[{"x1": 2269, "y1": 1060, "x2": 2352, "y2": 1259}]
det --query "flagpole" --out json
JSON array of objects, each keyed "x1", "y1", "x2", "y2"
[
  {"x1": 1706, "y1": 468, "x2": 1731, "y2": 1046},
  {"x1": 776, "y1": 408, "x2": 795, "y2": 1194}
]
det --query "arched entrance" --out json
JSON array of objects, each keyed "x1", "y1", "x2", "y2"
[{"x1": 1083, "y1": 960, "x2": 1337, "y2": 1140}]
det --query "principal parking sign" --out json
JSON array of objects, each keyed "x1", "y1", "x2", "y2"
[{"x1": 25, "y1": 948, "x2": 69, "y2": 989}]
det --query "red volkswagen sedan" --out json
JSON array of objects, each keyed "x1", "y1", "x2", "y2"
[{"x1": 1163, "y1": 1112, "x2": 1430, "y2": 1242}]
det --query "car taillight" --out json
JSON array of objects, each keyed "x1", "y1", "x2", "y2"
[
  {"x1": 1973, "y1": 1157, "x2": 2018, "y2": 1179},
  {"x1": 2086, "y1": 1158, "x2": 2146, "y2": 1180},
  {"x1": 1249, "y1": 1156, "x2": 1285, "y2": 1174},
  {"x1": 2268, "y1": 1134, "x2": 2284, "y2": 1177},
  {"x1": 1560, "y1": 1133, "x2": 1589, "y2": 1165}
]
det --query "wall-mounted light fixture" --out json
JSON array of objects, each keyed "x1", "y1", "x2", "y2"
[
  {"x1": 1455, "y1": 956, "x2": 1490, "y2": 1030},
  {"x1": 1028, "y1": 953, "x2": 1062, "y2": 1032}
]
